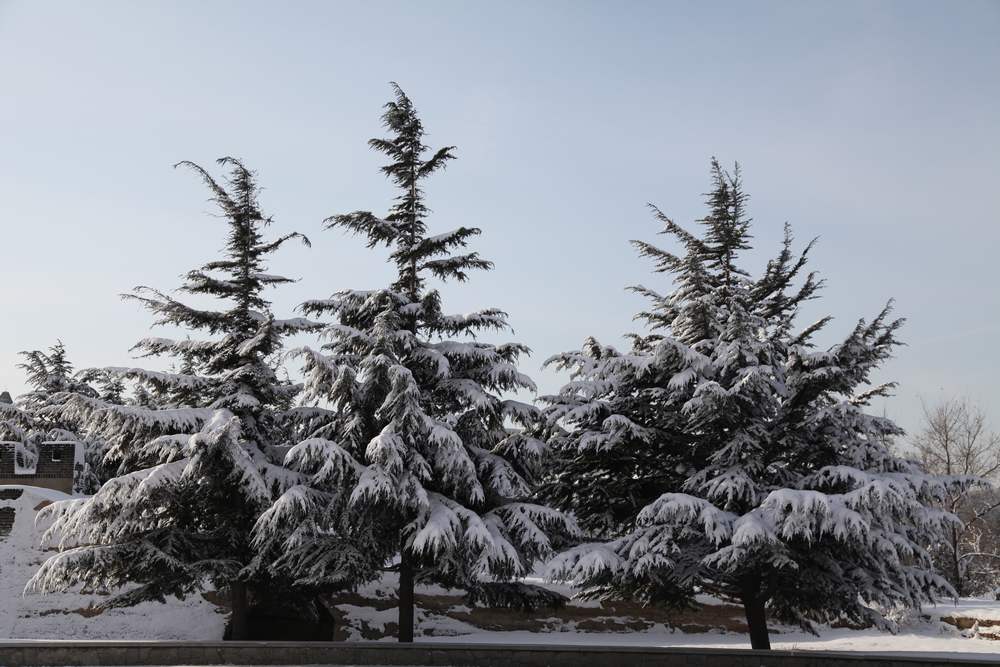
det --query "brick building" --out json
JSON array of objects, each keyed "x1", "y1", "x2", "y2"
[{"x1": 0, "y1": 441, "x2": 77, "y2": 494}]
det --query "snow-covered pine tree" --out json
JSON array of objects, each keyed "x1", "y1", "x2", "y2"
[
  {"x1": 1, "y1": 341, "x2": 106, "y2": 492},
  {"x1": 543, "y1": 159, "x2": 966, "y2": 649},
  {"x1": 256, "y1": 84, "x2": 577, "y2": 642},
  {"x1": 29, "y1": 158, "x2": 317, "y2": 639},
  {"x1": 0, "y1": 395, "x2": 31, "y2": 464},
  {"x1": 17, "y1": 341, "x2": 79, "y2": 398}
]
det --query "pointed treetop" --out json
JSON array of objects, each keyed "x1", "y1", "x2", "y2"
[{"x1": 327, "y1": 84, "x2": 487, "y2": 302}]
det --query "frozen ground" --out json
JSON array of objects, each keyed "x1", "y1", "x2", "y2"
[
  {"x1": 2, "y1": 485, "x2": 999, "y2": 660},
  {"x1": 427, "y1": 626, "x2": 1000, "y2": 659},
  {"x1": 0, "y1": 486, "x2": 226, "y2": 640}
]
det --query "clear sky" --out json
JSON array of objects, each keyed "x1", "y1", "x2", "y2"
[{"x1": 1, "y1": 0, "x2": 998, "y2": 437}]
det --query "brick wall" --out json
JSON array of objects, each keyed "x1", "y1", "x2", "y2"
[
  {"x1": 34, "y1": 442, "x2": 76, "y2": 478},
  {"x1": 0, "y1": 441, "x2": 75, "y2": 494},
  {"x1": 0, "y1": 441, "x2": 14, "y2": 476},
  {"x1": 0, "y1": 506, "x2": 13, "y2": 536},
  {"x1": 0, "y1": 488, "x2": 23, "y2": 536}
]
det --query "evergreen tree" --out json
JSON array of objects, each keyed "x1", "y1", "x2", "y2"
[
  {"x1": 0, "y1": 341, "x2": 104, "y2": 492},
  {"x1": 256, "y1": 85, "x2": 577, "y2": 642},
  {"x1": 0, "y1": 387, "x2": 37, "y2": 473},
  {"x1": 543, "y1": 160, "x2": 965, "y2": 649},
  {"x1": 29, "y1": 158, "x2": 316, "y2": 639},
  {"x1": 18, "y1": 341, "x2": 78, "y2": 395}
]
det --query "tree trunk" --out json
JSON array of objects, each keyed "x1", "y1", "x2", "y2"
[
  {"x1": 229, "y1": 581, "x2": 250, "y2": 641},
  {"x1": 951, "y1": 526, "x2": 965, "y2": 597},
  {"x1": 398, "y1": 547, "x2": 415, "y2": 643},
  {"x1": 740, "y1": 581, "x2": 771, "y2": 650}
]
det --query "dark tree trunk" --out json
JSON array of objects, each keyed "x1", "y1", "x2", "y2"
[
  {"x1": 398, "y1": 548, "x2": 415, "y2": 643},
  {"x1": 229, "y1": 581, "x2": 250, "y2": 641},
  {"x1": 740, "y1": 580, "x2": 771, "y2": 650},
  {"x1": 951, "y1": 526, "x2": 965, "y2": 597}
]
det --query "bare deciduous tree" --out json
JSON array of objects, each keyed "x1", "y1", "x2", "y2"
[{"x1": 913, "y1": 398, "x2": 1000, "y2": 597}]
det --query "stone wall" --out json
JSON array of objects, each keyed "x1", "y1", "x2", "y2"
[
  {"x1": 0, "y1": 442, "x2": 14, "y2": 476},
  {"x1": 0, "y1": 641, "x2": 989, "y2": 667}
]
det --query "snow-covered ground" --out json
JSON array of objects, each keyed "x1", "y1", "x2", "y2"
[
  {"x1": 0, "y1": 485, "x2": 225, "y2": 640},
  {"x1": 928, "y1": 598, "x2": 1000, "y2": 624},
  {"x1": 427, "y1": 626, "x2": 1000, "y2": 659},
  {"x1": 2, "y1": 484, "x2": 999, "y2": 659},
  {"x1": 326, "y1": 576, "x2": 1000, "y2": 658}
]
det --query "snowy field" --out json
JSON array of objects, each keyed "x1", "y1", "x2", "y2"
[
  {"x1": 3, "y1": 486, "x2": 1000, "y2": 660},
  {"x1": 429, "y1": 627, "x2": 1000, "y2": 660},
  {"x1": 0, "y1": 486, "x2": 226, "y2": 640}
]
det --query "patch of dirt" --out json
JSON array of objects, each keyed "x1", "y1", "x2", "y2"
[
  {"x1": 941, "y1": 615, "x2": 1000, "y2": 630},
  {"x1": 36, "y1": 605, "x2": 105, "y2": 618},
  {"x1": 333, "y1": 591, "x2": 399, "y2": 612},
  {"x1": 328, "y1": 590, "x2": 749, "y2": 639}
]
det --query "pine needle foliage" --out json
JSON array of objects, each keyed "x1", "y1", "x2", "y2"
[
  {"x1": 30, "y1": 158, "x2": 316, "y2": 639},
  {"x1": 542, "y1": 159, "x2": 968, "y2": 650},
  {"x1": 4, "y1": 342, "x2": 104, "y2": 491},
  {"x1": 258, "y1": 85, "x2": 577, "y2": 642}
]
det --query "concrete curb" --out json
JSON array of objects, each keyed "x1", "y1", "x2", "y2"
[{"x1": 0, "y1": 641, "x2": 997, "y2": 667}]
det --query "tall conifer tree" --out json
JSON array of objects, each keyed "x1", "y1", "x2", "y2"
[
  {"x1": 30, "y1": 158, "x2": 315, "y2": 639},
  {"x1": 257, "y1": 85, "x2": 576, "y2": 642},
  {"x1": 543, "y1": 160, "x2": 965, "y2": 649}
]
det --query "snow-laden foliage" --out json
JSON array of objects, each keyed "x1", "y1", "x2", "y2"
[
  {"x1": 54, "y1": 394, "x2": 213, "y2": 471},
  {"x1": 50, "y1": 161, "x2": 316, "y2": 476},
  {"x1": 45, "y1": 159, "x2": 317, "y2": 475},
  {"x1": 31, "y1": 158, "x2": 316, "y2": 638},
  {"x1": 28, "y1": 410, "x2": 269, "y2": 607},
  {"x1": 541, "y1": 160, "x2": 969, "y2": 648},
  {"x1": 1, "y1": 342, "x2": 106, "y2": 492},
  {"x1": 257, "y1": 86, "x2": 577, "y2": 635}
]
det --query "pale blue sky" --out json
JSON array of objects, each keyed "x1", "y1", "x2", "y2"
[{"x1": 1, "y1": 1, "x2": 998, "y2": 436}]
